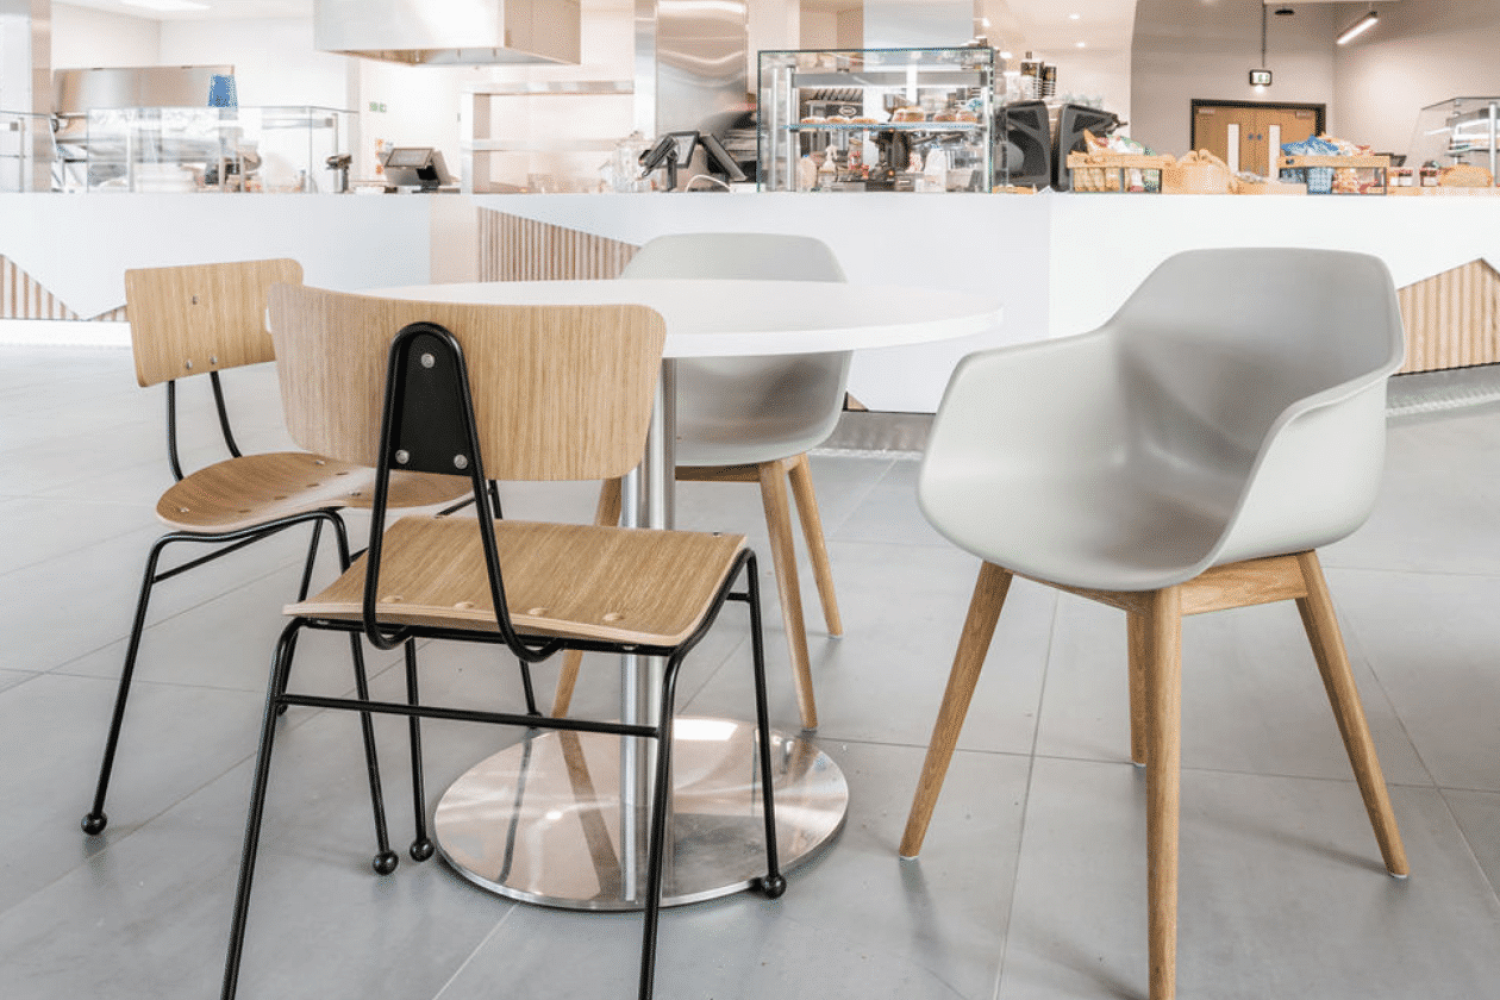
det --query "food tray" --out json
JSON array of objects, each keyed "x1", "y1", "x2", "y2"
[
  {"x1": 1278, "y1": 154, "x2": 1390, "y2": 195},
  {"x1": 1066, "y1": 152, "x2": 1172, "y2": 193}
]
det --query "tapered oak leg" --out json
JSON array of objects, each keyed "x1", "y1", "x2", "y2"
[
  {"x1": 900, "y1": 561, "x2": 1012, "y2": 858},
  {"x1": 1294, "y1": 550, "x2": 1409, "y2": 876},
  {"x1": 550, "y1": 477, "x2": 625, "y2": 716},
  {"x1": 787, "y1": 453, "x2": 843, "y2": 637},
  {"x1": 1144, "y1": 586, "x2": 1182, "y2": 1000},
  {"x1": 1127, "y1": 611, "x2": 1150, "y2": 767},
  {"x1": 759, "y1": 460, "x2": 819, "y2": 731}
]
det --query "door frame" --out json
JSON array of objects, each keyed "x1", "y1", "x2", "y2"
[{"x1": 1190, "y1": 99, "x2": 1327, "y2": 149}]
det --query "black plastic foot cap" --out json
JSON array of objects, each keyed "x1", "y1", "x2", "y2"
[
  {"x1": 373, "y1": 851, "x2": 400, "y2": 875},
  {"x1": 410, "y1": 839, "x2": 435, "y2": 862},
  {"x1": 81, "y1": 812, "x2": 108, "y2": 836},
  {"x1": 754, "y1": 873, "x2": 787, "y2": 899}
]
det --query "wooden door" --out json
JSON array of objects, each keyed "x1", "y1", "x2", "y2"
[{"x1": 1192, "y1": 102, "x2": 1323, "y2": 176}]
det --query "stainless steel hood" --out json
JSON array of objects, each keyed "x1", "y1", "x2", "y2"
[{"x1": 314, "y1": 0, "x2": 580, "y2": 66}]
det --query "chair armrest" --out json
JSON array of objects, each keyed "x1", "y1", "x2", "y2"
[{"x1": 919, "y1": 331, "x2": 1126, "y2": 495}]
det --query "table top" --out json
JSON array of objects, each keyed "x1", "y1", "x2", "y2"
[{"x1": 372, "y1": 279, "x2": 1004, "y2": 358}]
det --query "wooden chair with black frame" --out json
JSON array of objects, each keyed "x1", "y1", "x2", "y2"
[
  {"x1": 218, "y1": 285, "x2": 785, "y2": 1000},
  {"x1": 81, "y1": 259, "x2": 469, "y2": 862}
]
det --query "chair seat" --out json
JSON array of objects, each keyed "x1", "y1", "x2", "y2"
[
  {"x1": 289, "y1": 516, "x2": 748, "y2": 647},
  {"x1": 920, "y1": 467, "x2": 1237, "y2": 593},
  {"x1": 157, "y1": 453, "x2": 470, "y2": 533}
]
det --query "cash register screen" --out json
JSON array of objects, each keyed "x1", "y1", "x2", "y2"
[{"x1": 386, "y1": 147, "x2": 431, "y2": 168}]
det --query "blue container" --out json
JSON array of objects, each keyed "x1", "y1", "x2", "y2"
[{"x1": 207, "y1": 74, "x2": 238, "y2": 108}]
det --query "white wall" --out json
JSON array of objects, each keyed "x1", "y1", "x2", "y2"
[
  {"x1": 800, "y1": 10, "x2": 838, "y2": 49},
  {"x1": 1333, "y1": 0, "x2": 1500, "y2": 160},
  {"x1": 51, "y1": 3, "x2": 159, "y2": 69},
  {"x1": 1131, "y1": 1, "x2": 1337, "y2": 156},
  {"x1": 157, "y1": 18, "x2": 347, "y2": 108}
]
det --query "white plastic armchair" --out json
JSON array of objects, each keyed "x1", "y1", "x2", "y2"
[
  {"x1": 901, "y1": 248, "x2": 1408, "y2": 1000},
  {"x1": 551, "y1": 232, "x2": 850, "y2": 731}
]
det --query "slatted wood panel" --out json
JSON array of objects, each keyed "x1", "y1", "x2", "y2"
[
  {"x1": 1, "y1": 256, "x2": 128, "y2": 322},
  {"x1": 1397, "y1": 259, "x2": 1500, "y2": 373},
  {"x1": 478, "y1": 209, "x2": 639, "y2": 281}
]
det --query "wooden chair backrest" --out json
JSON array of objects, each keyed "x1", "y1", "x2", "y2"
[
  {"x1": 268, "y1": 284, "x2": 666, "y2": 482},
  {"x1": 124, "y1": 258, "x2": 304, "y2": 388}
]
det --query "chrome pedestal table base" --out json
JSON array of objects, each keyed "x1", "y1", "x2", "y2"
[{"x1": 434, "y1": 718, "x2": 848, "y2": 909}]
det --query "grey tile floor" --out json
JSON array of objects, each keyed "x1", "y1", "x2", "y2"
[{"x1": 1, "y1": 345, "x2": 1498, "y2": 999}]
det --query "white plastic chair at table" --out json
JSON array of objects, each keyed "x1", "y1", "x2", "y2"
[
  {"x1": 551, "y1": 232, "x2": 850, "y2": 731},
  {"x1": 899, "y1": 247, "x2": 1410, "y2": 1000}
]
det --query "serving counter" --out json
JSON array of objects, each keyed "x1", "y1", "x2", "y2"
[{"x1": 6, "y1": 190, "x2": 1500, "y2": 408}]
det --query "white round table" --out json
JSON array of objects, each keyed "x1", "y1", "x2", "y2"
[{"x1": 375, "y1": 278, "x2": 1004, "y2": 910}]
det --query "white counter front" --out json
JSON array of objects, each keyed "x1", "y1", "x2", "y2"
[{"x1": 7, "y1": 191, "x2": 1499, "y2": 411}]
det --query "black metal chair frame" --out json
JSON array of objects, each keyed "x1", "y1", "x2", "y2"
[
  {"x1": 220, "y1": 321, "x2": 785, "y2": 1000},
  {"x1": 82, "y1": 370, "x2": 397, "y2": 873}
]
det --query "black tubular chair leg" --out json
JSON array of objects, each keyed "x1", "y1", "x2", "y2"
[
  {"x1": 347, "y1": 632, "x2": 399, "y2": 875},
  {"x1": 294, "y1": 519, "x2": 325, "y2": 602},
  {"x1": 82, "y1": 535, "x2": 173, "y2": 835},
  {"x1": 277, "y1": 516, "x2": 336, "y2": 714},
  {"x1": 638, "y1": 657, "x2": 684, "y2": 1000},
  {"x1": 744, "y1": 556, "x2": 785, "y2": 896},
  {"x1": 221, "y1": 620, "x2": 301, "y2": 1000},
  {"x1": 405, "y1": 641, "x2": 435, "y2": 862}
]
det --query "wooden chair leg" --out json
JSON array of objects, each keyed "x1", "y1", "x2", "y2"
[
  {"x1": 787, "y1": 453, "x2": 843, "y2": 637},
  {"x1": 900, "y1": 561, "x2": 1012, "y2": 858},
  {"x1": 1127, "y1": 611, "x2": 1149, "y2": 767},
  {"x1": 1293, "y1": 550, "x2": 1409, "y2": 876},
  {"x1": 551, "y1": 477, "x2": 625, "y2": 717},
  {"x1": 759, "y1": 460, "x2": 819, "y2": 731},
  {"x1": 1143, "y1": 585, "x2": 1182, "y2": 1000}
]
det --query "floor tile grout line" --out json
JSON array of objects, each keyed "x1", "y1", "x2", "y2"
[
  {"x1": 1320, "y1": 585, "x2": 1444, "y2": 791},
  {"x1": 33, "y1": 549, "x2": 330, "y2": 678},
  {"x1": 1435, "y1": 787, "x2": 1500, "y2": 910},
  {"x1": 990, "y1": 585, "x2": 1059, "y2": 1000},
  {"x1": 818, "y1": 455, "x2": 898, "y2": 539},
  {"x1": 430, "y1": 903, "x2": 523, "y2": 1000}
]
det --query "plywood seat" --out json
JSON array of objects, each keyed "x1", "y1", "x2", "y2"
[
  {"x1": 157, "y1": 453, "x2": 462, "y2": 533},
  {"x1": 291, "y1": 516, "x2": 747, "y2": 647}
]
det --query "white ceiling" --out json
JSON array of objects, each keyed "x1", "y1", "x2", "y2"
[
  {"x1": 56, "y1": 0, "x2": 311, "y2": 18},
  {"x1": 56, "y1": 0, "x2": 1141, "y2": 56}
]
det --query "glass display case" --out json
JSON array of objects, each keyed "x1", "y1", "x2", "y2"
[
  {"x1": 1407, "y1": 97, "x2": 1500, "y2": 183},
  {"x1": 758, "y1": 47, "x2": 998, "y2": 193},
  {"x1": 70, "y1": 105, "x2": 354, "y2": 193},
  {"x1": 0, "y1": 111, "x2": 56, "y2": 192}
]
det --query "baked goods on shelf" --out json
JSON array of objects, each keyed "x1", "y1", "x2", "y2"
[{"x1": 1439, "y1": 163, "x2": 1494, "y2": 187}]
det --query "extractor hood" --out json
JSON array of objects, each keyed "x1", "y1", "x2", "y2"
[{"x1": 314, "y1": 0, "x2": 580, "y2": 66}]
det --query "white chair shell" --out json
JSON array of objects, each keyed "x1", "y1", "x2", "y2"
[{"x1": 917, "y1": 247, "x2": 1406, "y2": 592}]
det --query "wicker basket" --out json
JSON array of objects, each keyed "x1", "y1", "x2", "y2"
[
  {"x1": 1163, "y1": 150, "x2": 1232, "y2": 194},
  {"x1": 1065, "y1": 151, "x2": 1172, "y2": 193}
]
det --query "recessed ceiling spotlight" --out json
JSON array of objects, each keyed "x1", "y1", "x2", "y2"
[
  {"x1": 1076, "y1": 41, "x2": 1087, "y2": 48},
  {"x1": 1069, "y1": 13, "x2": 1081, "y2": 20}
]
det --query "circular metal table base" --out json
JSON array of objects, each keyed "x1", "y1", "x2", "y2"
[{"x1": 434, "y1": 718, "x2": 847, "y2": 911}]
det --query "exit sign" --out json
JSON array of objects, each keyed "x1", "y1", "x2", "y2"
[{"x1": 1249, "y1": 69, "x2": 1273, "y2": 87}]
